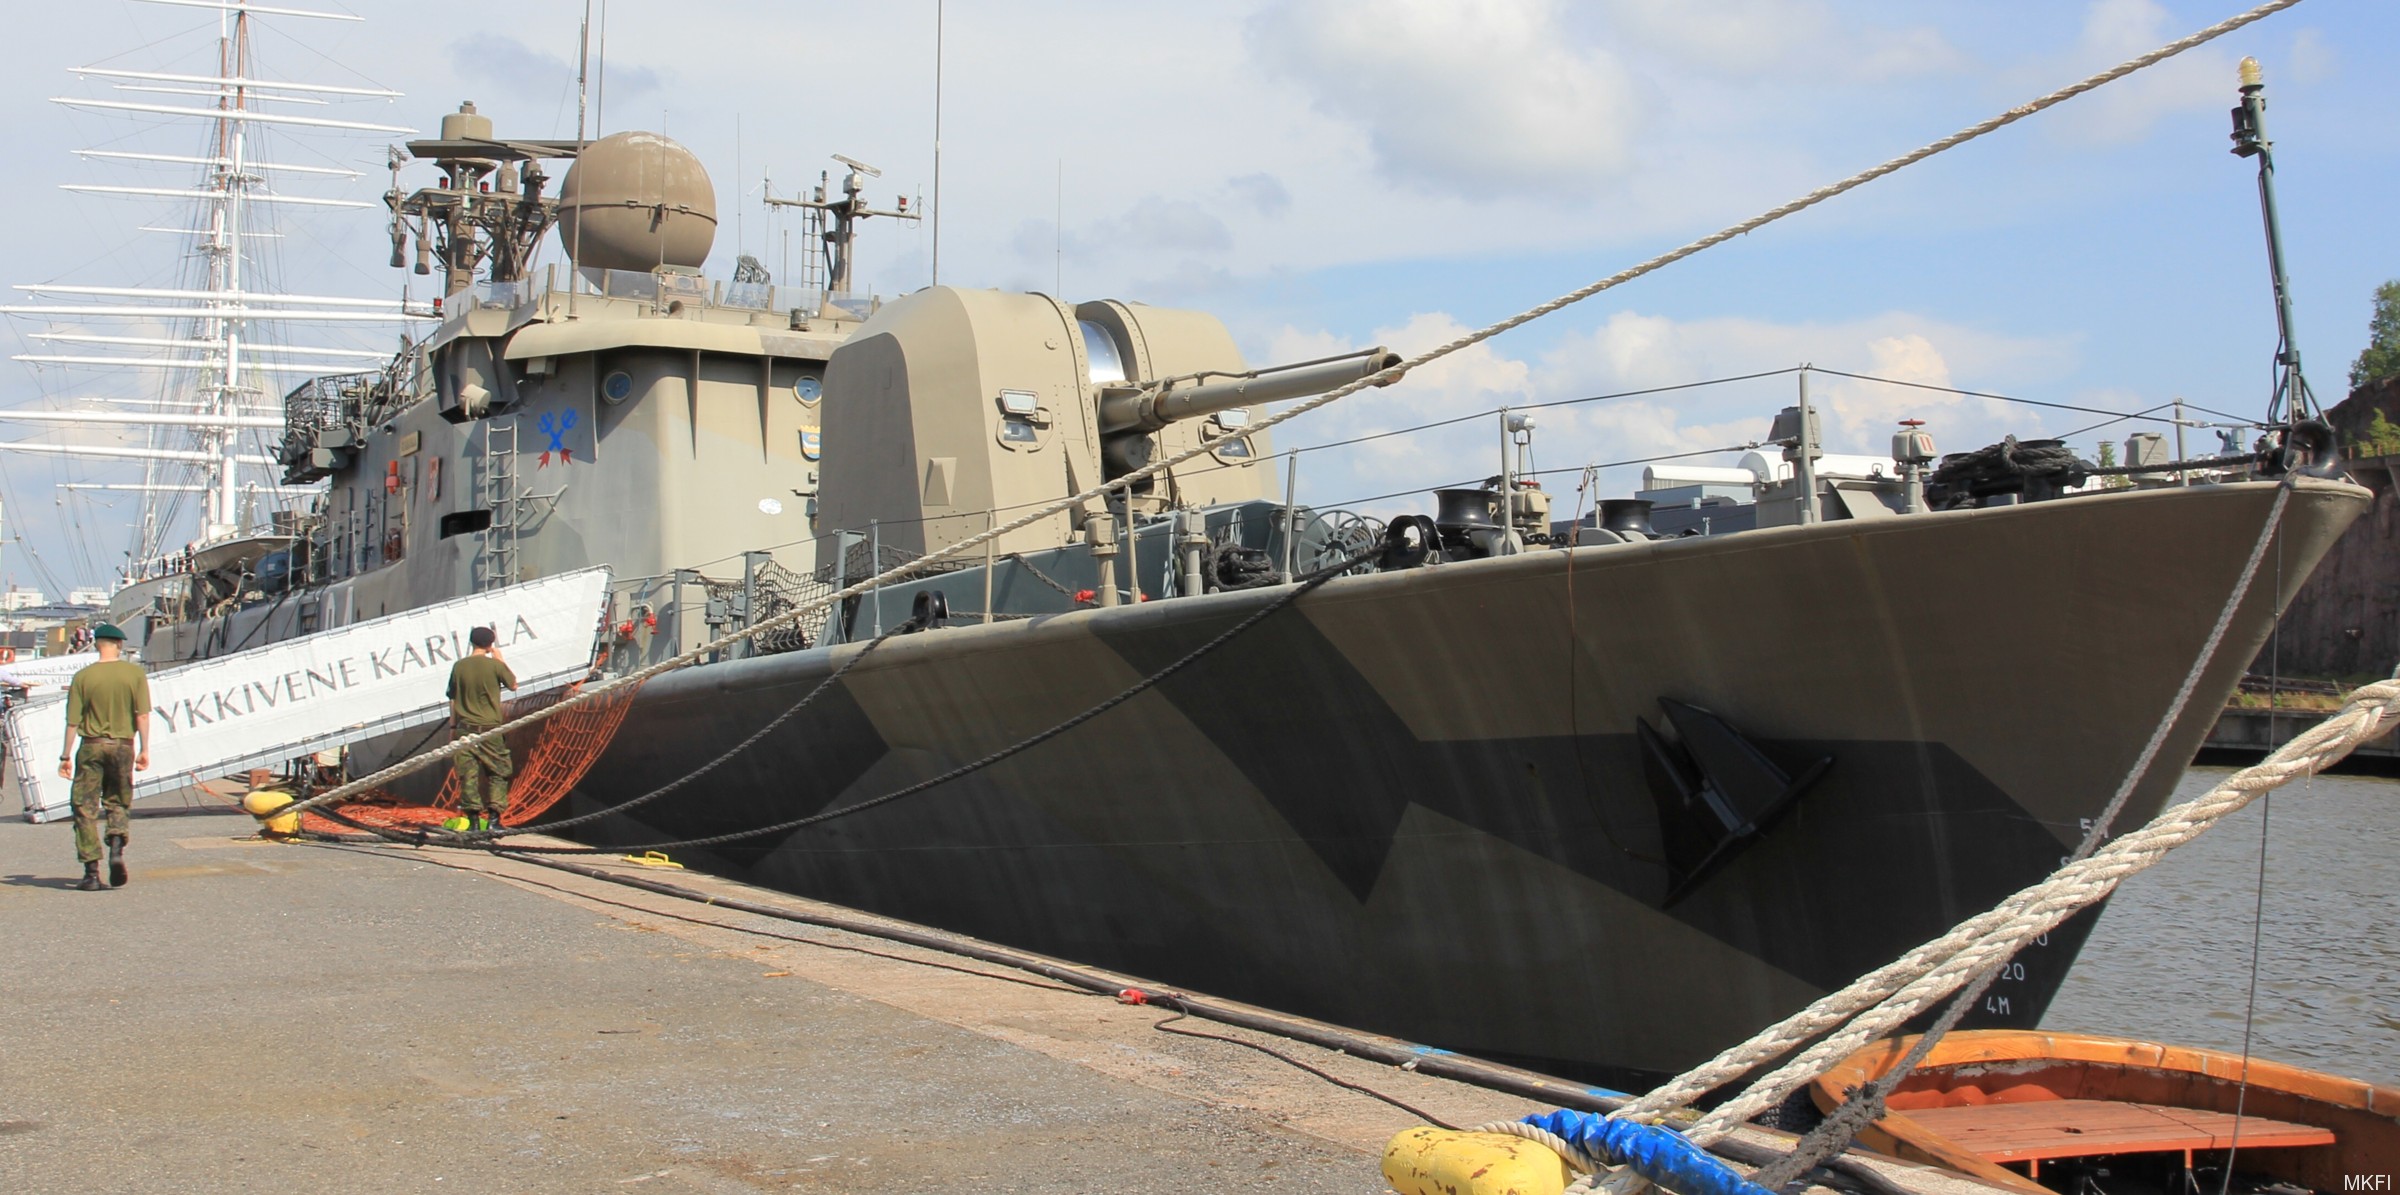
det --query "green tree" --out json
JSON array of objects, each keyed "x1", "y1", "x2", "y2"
[
  {"x1": 2351, "y1": 279, "x2": 2400, "y2": 389},
  {"x1": 2094, "y1": 438, "x2": 2131, "y2": 489},
  {"x1": 2353, "y1": 409, "x2": 2400, "y2": 459}
]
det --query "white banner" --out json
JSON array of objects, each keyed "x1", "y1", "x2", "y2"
[
  {"x1": 0, "y1": 652, "x2": 98, "y2": 692},
  {"x1": 6, "y1": 567, "x2": 610, "y2": 822}
]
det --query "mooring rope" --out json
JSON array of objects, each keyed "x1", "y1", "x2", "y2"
[
  {"x1": 1658, "y1": 668, "x2": 2400, "y2": 1151},
  {"x1": 1475, "y1": 667, "x2": 2399, "y2": 1195},
  {"x1": 1740, "y1": 483, "x2": 2294, "y2": 1188},
  {"x1": 256, "y1": 0, "x2": 2305, "y2": 827}
]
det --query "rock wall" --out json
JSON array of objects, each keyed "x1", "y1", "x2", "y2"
[{"x1": 2260, "y1": 376, "x2": 2400, "y2": 680}]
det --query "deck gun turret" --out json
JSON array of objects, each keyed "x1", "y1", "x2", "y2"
[
  {"x1": 814, "y1": 287, "x2": 1396, "y2": 567},
  {"x1": 1094, "y1": 349, "x2": 1402, "y2": 480}
]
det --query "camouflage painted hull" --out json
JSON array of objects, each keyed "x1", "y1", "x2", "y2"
[{"x1": 558, "y1": 479, "x2": 2367, "y2": 1085}]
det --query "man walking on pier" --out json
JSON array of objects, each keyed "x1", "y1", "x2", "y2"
[
  {"x1": 446, "y1": 626, "x2": 518, "y2": 832},
  {"x1": 58, "y1": 623, "x2": 149, "y2": 891}
]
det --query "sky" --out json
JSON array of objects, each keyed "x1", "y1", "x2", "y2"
[{"x1": 1, "y1": 0, "x2": 2395, "y2": 596}]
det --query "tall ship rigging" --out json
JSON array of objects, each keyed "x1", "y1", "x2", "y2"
[{"x1": 0, "y1": 0, "x2": 423, "y2": 622}]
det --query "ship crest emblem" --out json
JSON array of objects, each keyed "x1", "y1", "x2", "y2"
[
  {"x1": 538, "y1": 409, "x2": 580, "y2": 466},
  {"x1": 800, "y1": 426, "x2": 821, "y2": 461}
]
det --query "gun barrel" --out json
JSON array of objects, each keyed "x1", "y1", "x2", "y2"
[{"x1": 1099, "y1": 349, "x2": 1400, "y2": 434}]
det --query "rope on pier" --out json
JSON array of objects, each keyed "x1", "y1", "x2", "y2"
[{"x1": 255, "y1": 0, "x2": 2307, "y2": 829}]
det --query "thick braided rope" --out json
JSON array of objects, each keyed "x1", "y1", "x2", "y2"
[
  {"x1": 1671, "y1": 675, "x2": 2400, "y2": 1146},
  {"x1": 1473, "y1": 1120, "x2": 1605, "y2": 1174},
  {"x1": 1614, "y1": 481, "x2": 2294, "y2": 1126},
  {"x1": 265, "y1": 0, "x2": 2303, "y2": 827},
  {"x1": 1752, "y1": 964, "x2": 2005, "y2": 1189}
]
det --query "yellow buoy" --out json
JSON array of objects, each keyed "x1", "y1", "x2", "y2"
[
  {"x1": 1382, "y1": 1127, "x2": 1571, "y2": 1195},
  {"x1": 240, "y1": 789, "x2": 300, "y2": 836}
]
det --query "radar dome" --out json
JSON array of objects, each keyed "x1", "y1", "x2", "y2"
[{"x1": 556, "y1": 130, "x2": 717, "y2": 272}]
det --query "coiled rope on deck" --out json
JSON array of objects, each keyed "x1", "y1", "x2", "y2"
[{"x1": 261, "y1": 0, "x2": 2311, "y2": 833}]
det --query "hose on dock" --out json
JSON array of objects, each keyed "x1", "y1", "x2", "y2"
[
  {"x1": 1477, "y1": 1112, "x2": 1778, "y2": 1195},
  {"x1": 486, "y1": 849, "x2": 1912, "y2": 1195}
]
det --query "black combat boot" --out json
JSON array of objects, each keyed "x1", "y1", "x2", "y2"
[
  {"x1": 106, "y1": 834, "x2": 128, "y2": 888},
  {"x1": 77, "y1": 861, "x2": 104, "y2": 891}
]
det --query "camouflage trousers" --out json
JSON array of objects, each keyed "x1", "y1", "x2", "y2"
[
  {"x1": 71, "y1": 739, "x2": 135, "y2": 863},
  {"x1": 451, "y1": 723, "x2": 514, "y2": 818}
]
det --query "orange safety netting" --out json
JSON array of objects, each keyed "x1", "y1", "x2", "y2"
[{"x1": 301, "y1": 678, "x2": 644, "y2": 836}]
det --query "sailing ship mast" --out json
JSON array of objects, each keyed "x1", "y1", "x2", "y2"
[{"x1": 0, "y1": 0, "x2": 425, "y2": 580}]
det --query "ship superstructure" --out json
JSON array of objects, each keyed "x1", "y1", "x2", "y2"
[{"x1": 124, "y1": 104, "x2": 952, "y2": 671}]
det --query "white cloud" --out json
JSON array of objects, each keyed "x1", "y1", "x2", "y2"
[
  {"x1": 2040, "y1": 0, "x2": 2238, "y2": 146},
  {"x1": 1247, "y1": 0, "x2": 1642, "y2": 199},
  {"x1": 1225, "y1": 173, "x2": 1293, "y2": 219},
  {"x1": 1594, "y1": 0, "x2": 1962, "y2": 80},
  {"x1": 1853, "y1": 24, "x2": 1972, "y2": 82},
  {"x1": 1542, "y1": 309, "x2": 2082, "y2": 450},
  {"x1": 2287, "y1": 28, "x2": 2336, "y2": 86},
  {"x1": 1599, "y1": 0, "x2": 1832, "y2": 74},
  {"x1": 1259, "y1": 306, "x2": 2097, "y2": 517}
]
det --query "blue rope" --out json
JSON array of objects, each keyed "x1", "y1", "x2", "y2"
[{"x1": 1522, "y1": 1110, "x2": 1778, "y2": 1195}]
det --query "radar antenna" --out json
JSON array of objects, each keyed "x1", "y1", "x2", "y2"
[
  {"x1": 764, "y1": 154, "x2": 920, "y2": 309},
  {"x1": 386, "y1": 102, "x2": 585, "y2": 295}
]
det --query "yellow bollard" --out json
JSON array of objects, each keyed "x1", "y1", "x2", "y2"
[
  {"x1": 1382, "y1": 1127, "x2": 1571, "y2": 1195},
  {"x1": 240, "y1": 789, "x2": 301, "y2": 837}
]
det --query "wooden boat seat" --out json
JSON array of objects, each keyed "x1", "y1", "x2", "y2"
[{"x1": 1903, "y1": 1098, "x2": 2336, "y2": 1163}]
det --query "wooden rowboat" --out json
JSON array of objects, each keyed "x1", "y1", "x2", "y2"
[{"x1": 1811, "y1": 1031, "x2": 2399, "y2": 1194}]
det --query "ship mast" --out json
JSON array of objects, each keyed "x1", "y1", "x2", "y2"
[
  {"x1": 0, "y1": 0, "x2": 423, "y2": 577},
  {"x1": 206, "y1": 4, "x2": 253, "y2": 543}
]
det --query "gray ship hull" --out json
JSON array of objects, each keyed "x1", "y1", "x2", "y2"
[{"x1": 557, "y1": 479, "x2": 2366, "y2": 1083}]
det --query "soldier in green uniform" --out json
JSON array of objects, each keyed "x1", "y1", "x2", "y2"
[
  {"x1": 59, "y1": 623, "x2": 151, "y2": 891},
  {"x1": 446, "y1": 625, "x2": 518, "y2": 832}
]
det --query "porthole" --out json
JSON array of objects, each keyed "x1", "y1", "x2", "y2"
[
  {"x1": 794, "y1": 375, "x2": 823, "y2": 404},
  {"x1": 600, "y1": 370, "x2": 636, "y2": 405}
]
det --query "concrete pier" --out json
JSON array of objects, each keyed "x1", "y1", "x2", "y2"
[
  {"x1": 0, "y1": 807, "x2": 1548, "y2": 1192},
  {"x1": 1, "y1": 807, "x2": 2006, "y2": 1194},
  {"x1": 2202, "y1": 703, "x2": 2400, "y2": 762}
]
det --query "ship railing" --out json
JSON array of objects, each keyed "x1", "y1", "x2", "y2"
[
  {"x1": 821, "y1": 292, "x2": 875, "y2": 320},
  {"x1": 706, "y1": 556, "x2": 828, "y2": 655},
  {"x1": 276, "y1": 371, "x2": 377, "y2": 464},
  {"x1": 444, "y1": 279, "x2": 528, "y2": 311},
  {"x1": 549, "y1": 267, "x2": 856, "y2": 319},
  {"x1": 812, "y1": 537, "x2": 974, "y2": 589}
]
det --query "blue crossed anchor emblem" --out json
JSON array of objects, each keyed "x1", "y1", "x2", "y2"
[{"x1": 537, "y1": 409, "x2": 579, "y2": 466}]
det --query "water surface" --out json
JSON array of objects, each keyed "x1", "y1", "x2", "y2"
[{"x1": 2044, "y1": 766, "x2": 2400, "y2": 1088}]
